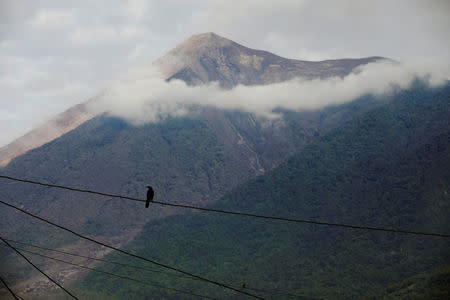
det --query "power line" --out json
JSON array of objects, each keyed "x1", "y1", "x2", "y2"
[
  {"x1": 4, "y1": 238, "x2": 318, "y2": 299},
  {"x1": 4, "y1": 238, "x2": 199, "y2": 281},
  {"x1": 0, "y1": 275, "x2": 19, "y2": 300},
  {"x1": 1, "y1": 244, "x2": 218, "y2": 300},
  {"x1": 1, "y1": 174, "x2": 449, "y2": 238},
  {"x1": 0, "y1": 200, "x2": 263, "y2": 299},
  {"x1": 0, "y1": 237, "x2": 78, "y2": 300},
  {"x1": 0, "y1": 174, "x2": 144, "y2": 202},
  {"x1": 240, "y1": 285, "x2": 321, "y2": 300}
]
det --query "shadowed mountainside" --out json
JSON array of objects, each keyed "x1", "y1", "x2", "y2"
[
  {"x1": 0, "y1": 96, "x2": 387, "y2": 297},
  {"x1": 75, "y1": 83, "x2": 450, "y2": 299}
]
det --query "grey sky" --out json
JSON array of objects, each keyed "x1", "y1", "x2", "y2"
[{"x1": 1, "y1": 0, "x2": 449, "y2": 146}]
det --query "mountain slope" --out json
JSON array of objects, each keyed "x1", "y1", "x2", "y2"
[
  {"x1": 373, "y1": 265, "x2": 450, "y2": 299},
  {"x1": 75, "y1": 83, "x2": 450, "y2": 299},
  {"x1": 0, "y1": 103, "x2": 94, "y2": 167},
  {"x1": 0, "y1": 95, "x2": 381, "y2": 240}
]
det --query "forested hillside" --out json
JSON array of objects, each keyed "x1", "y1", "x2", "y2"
[
  {"x1": 0, "y1": 97, "x2": 378, "y2": 241},
  {"x1": 75, "y1": 83, "x2": 450, "y2": 299},
  {"x1": 0, "y1": 98, "x2": 382, "y2": 293}
]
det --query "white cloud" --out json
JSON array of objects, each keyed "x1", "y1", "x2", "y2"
[{"x1": 88, "y1": 60, "x2": 448, "y2": 125}]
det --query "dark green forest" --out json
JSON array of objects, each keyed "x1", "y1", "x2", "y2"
[
  {"x1": 71, "y1": 84, "x2": 450, "y2": 299},
  {"x1": 373, "y1": 265, "x2": 450, "y2": 299}
]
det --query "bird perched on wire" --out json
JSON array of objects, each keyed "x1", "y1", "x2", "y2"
[{"x1": 146, "y1": 186, "x2": 154, "y2": 208}]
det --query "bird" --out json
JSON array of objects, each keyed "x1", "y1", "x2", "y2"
[{"x1": 146, "y1": 186, "x2": 154, "y2": 208}]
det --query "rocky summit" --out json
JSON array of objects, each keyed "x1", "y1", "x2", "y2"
[{"x1": 156, "y1": 32, "x2": 385, "y2": 87}]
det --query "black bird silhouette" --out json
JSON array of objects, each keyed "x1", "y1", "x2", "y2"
[{"x1": 146, "y1": 186, "x2": 154, "y2": 208}]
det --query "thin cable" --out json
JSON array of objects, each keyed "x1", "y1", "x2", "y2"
[
  {"x1": 242, "y1": 286, "x2": 322, "y2": 299},
  {"x1": 151, "y1": 201, "x2": 450, "y2": 238},
  {"x1": 4, "y1": 238, "x2": 198, "y2": 281},
  {"x1": 0, "y1": 275, "x2": 19, "y2": 300},
  {"x1": 2, "y1": 245, "x2": 218, "y2": 300},
  {"x1": 4, "y1": 238, "x2": 318, "y2": 299},
  {"x1": 0, "y1": 200, "x2": 263, "y2": 299},
  {"x1": 0, "y1": 174, "x2": 449, "y2": 238},
  {"x1": 0, "y1": 175, "x2": 144, "y2": 203},
  {"x1": 0, "y1": 237, "x2": 78, "y2": 300}
]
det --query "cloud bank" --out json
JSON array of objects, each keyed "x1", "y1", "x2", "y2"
[{"x1": 89, "y1": 60, "x2": 449, "y2": 124}]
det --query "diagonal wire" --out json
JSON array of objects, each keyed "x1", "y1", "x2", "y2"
[
  {"x1": 0, "y1": 275, "x2": 19, "y2": 300},
  {"x1": 0, "y1": 200, "x2": 263, "y2": 299},
  {"x1": 0, "y1": 174, "x2": 449, "y2": 238},
  {"x1": 2, "y1": 244, "x2": 218, "y2": 300},
  {"x1": 4, "y1": 238, "x2": 198, "y2": 280},
  {"x1": 0, "y1": 237, "x2": 78, "y2": 299},
  {"x1": 0, "y1": 175, "x2": 144, "y2": 203},
  {"x1": 3, "y1": 238, "x2": 318, "y2": 299},
  {"x1": 244, "y1": 286, "x2": 322, "y2": 299}
]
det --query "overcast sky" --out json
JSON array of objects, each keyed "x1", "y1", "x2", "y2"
[{"x1": 1, "y1": 0, "x2": 449, "y2": 147}]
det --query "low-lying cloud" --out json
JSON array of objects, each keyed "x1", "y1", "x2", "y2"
[{"x1": 88, "y1": 60, "x2": 449, "y2": 124}]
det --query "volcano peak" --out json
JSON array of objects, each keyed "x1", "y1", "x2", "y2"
[
  {"x1": 155, "y1": 32, "x2": 384, "y2": 88},
  {"x1": 168, "y1": 32, "x2": 234, "y2": 56}
]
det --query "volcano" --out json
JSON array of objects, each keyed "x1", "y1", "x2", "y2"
[{"x1": 0, "y1": 32, "x2": 384, "y2": 167}]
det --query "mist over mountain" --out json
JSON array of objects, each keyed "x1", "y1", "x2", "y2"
[
  {"x1": 0, "y1": 33, "x2": 449, "y2": 299},
  {"x1": 1, "y1": 33, "x2": 446, "y2": 168},
  {"x1": 0, "y1": 32, "x2": 381, "y2": 167},
  {"x1": 90, "y1": 33, "x2": 446, "y2": 127}
]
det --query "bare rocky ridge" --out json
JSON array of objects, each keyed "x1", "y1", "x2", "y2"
[{"x1": 156, "y1": 32, "x2": 384, "y2": 87}]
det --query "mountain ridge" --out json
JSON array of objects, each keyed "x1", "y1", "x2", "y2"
[{"x1": 156, "y1": 32, "x2": 385, "y2": 87}]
